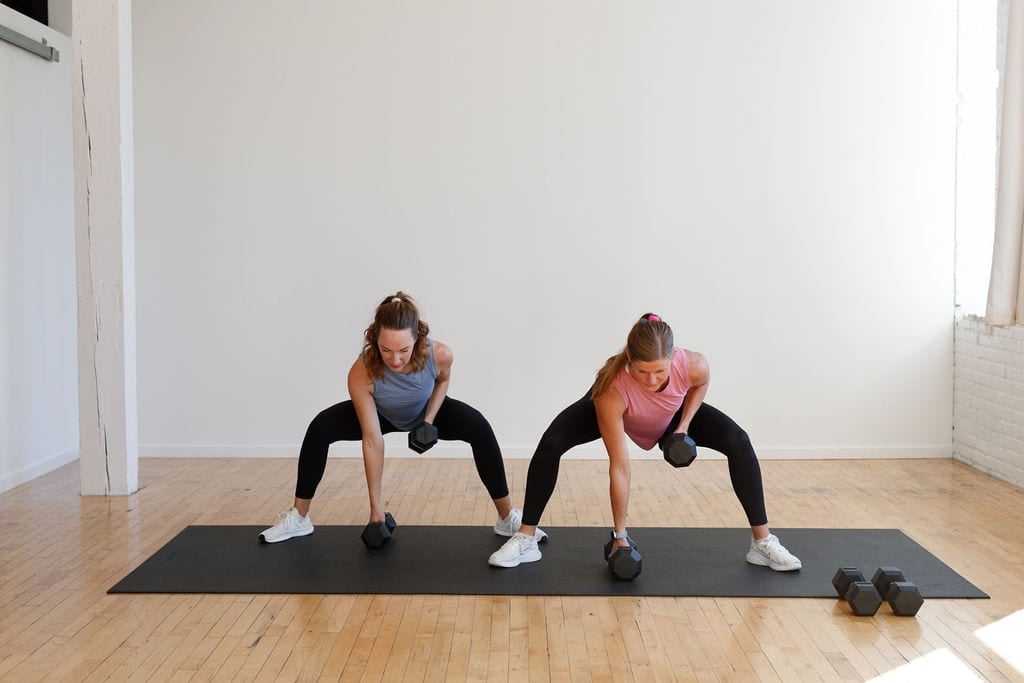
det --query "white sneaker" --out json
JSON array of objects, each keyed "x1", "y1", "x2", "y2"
[
  {"x1": 493, "y1": 508, "x2": 549, "y2": 543},
  {"x1": 488, "y1": 532, "x2": 542, "y2": 567},
  {"x1": 746, "y1": 533, "x2": 802, "y2": 571},
  {"x1": 494, "y1": 508, "x2": 523, "y2": 536},
  {"x1": 259, "y1": 507, "x2": 314, "y2": 543}
]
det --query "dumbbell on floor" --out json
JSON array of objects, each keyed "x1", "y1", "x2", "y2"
[
  {"x1": 834, "y1": 567, "x2": 883, "y2": 615},
  {"x1": 361, "y1": 512, "x2": 397, "y2": 549},
  {"x1": 659, "y1": 433, "x2": 697, "y2": 467},
  {"x1": 408, "y1": 422, "x2": 439, "y2": 453},
  {"x1": 885, "y1": 581, "x2": 924, "y2": 617},
  {"x1": 604, "y1": 533, "x2": 642, "y2": 581},
  {"x1": 832, "y1": 567, "x2": 865, "y2": 598},
  {"x1": 832, "y1": 566, "x2": 923, "y2": 617},
  {"x1": 844, "y1": 581, "x2": 883, "y2": 616},
  {"x1": 872, "y1": 567, "x2": 923, "y2": 617}
]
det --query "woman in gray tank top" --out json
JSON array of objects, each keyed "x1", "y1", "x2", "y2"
[{"x1": 259, "y1": 292, "x2": 547, "y2": 548}]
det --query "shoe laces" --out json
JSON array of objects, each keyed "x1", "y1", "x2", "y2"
[
  {"x1": 508, "y1": 533, "x2": 535, "y2": 553},
  {"x1": 278, "y1": 509, "x2": 301, "y2": 530},
  {"x1": 757, "y1": 534, "x2": 789, "y2": 560}
]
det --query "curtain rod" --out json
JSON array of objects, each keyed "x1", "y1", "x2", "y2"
[{"x1": 0, "y1": 23, "x2": 60, "y2": 62}]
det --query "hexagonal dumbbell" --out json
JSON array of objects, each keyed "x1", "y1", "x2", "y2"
[
  {"x1": 885, "y1": 581, "x2": 924, "y2": 616},
  {"x1": 844, "y1": 581, "x2": 883, "y2": 616},
  {"x1": 408, "y1": 422, "x2": 439, "y2": 454},
  {"x1": 871, "y1": 566, "x2": 906, "y2": 598},
  {"x1": 604, "y1": 533, "x2": 642, "y2": 581},
  {"x1": 361, "y1": 512, "x2": 397, "y2": 549},
  {"x1": 659, "y1": 433, "x2": 697, "y2": 467},
  {"x1": 832, "y1": 567, "x2": 866, "y2": 598}
]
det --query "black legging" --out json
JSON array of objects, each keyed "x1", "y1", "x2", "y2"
[
  {"x1": 294, "y1": 396, "x2": 510, "y2": 501},
  {"x1": 522, "y1": 391, "x2": 768, "y2": 527}
]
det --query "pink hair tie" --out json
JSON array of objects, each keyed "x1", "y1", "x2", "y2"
[{"x1": 647, "y1": 314, "x2": 661, "y2": 322}]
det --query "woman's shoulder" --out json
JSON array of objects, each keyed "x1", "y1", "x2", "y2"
[
  {"x1": 678, "y1": 348, "x2": 709, "y2": 384},
  {"x1": 678, "y1": 348, "x2": 705, "y2": 365},
  {"x1": 594, "y1": 382, "x2": 627, "y2": 414},
  {"x1": 430, "y1": 339, "x2": 453, "y2": 366},
  {"x1": 347, "y1": 356, "x2": 374, "y2": 392}
]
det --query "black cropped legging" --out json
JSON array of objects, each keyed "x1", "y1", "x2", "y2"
[
  {"x1": 522, "y1": 392, "x2": 768, "y2": 527},
  {"x1": 294, "y1": 396, "x2": 510, "y2": 501}
]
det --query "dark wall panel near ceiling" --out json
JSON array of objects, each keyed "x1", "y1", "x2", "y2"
[{"x1": 1, "y1": 1, "x2": 48, "y2": 26}]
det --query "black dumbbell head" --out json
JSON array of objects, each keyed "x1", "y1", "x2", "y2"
[
  {"x1": 608, "y1": 546, "x2": 643, "y2": 581},
  {"x1": 361, "y1": 513, "x2": 397, "y2": 549},
  {"x1": 832, "y1": 567, "x2": 866, "y2": 598},
  {"x1": 408, "y1": 423, "x2": 439, "y2": 453},
  {"x1": 871, "y1": 567, "x2": 905, "y2": 598},
  {"x1": 886, "y1": 582, "x2": 923, "y2": 617},
  {"x1": 603, "y1": 535, "x2": 638, "y2": 561},
  {"x1": 661, "y1": 433, "x2": 697, "y2": 467},
  {"x1": 845, "y1": 581, "x2": 883, "y2": 616}
]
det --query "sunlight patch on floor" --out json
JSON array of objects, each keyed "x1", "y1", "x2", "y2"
[
  {"x1": 975, "y1": 609, "x2": 1024, "y2": 676},
  {"x1": 867, "y1": 648, "x2": 980, "y2": 682}
]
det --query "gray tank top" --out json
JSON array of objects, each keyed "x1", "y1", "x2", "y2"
[{"x1": 372, "y1": 340, "x2": 438, "y2": 430}]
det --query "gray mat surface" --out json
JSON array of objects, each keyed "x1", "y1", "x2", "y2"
[{"x1": 108, "y1": 526, "x2": 988, "y2": 598}]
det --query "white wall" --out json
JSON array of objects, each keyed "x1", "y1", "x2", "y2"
[
  {"x1": 954, "y1": 317, "x2": 1024, "y2": 487},
  {"x1": 0, "y1": 5, "x2": 77, "y2": 492},
  {"x1": 133, "y1": 1, "x2": 957, "y2": 461}
]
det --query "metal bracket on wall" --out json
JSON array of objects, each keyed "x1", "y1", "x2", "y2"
[{"x1": 0, "y1": 23, "x2": 60, "y2": 61}]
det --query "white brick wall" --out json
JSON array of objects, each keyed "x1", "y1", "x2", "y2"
[{"x1": 954, "y1": 316, "x2": 1024, "y2": 487}]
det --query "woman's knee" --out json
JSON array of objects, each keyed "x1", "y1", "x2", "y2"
[
  {"x1": 719, "y1": 428, "x2": 755, "y2": 461},
  {"x1": 533, "y1": 429, "x2": 575, "y2": 463},
  {"x1": 303, "y1": 410, "x2": 335, "y2": 443}
]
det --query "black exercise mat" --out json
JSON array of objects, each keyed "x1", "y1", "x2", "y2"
[{"x1": 108, "y1": 526, "x2": 988, "y2": 598}]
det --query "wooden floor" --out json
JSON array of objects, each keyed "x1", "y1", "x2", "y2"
[{"x1": 1, "y1": 457, "x2": 1023, "y2": 682}]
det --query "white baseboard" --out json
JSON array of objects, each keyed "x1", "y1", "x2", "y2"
[
  {"x1": 139, "y1": 443, "x2": 952, "y2": 460},
  {"x1": 0, "y1": 447, "x2": 79, "y2": 494}
]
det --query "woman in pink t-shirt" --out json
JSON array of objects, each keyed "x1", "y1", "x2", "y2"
[{"x1": 488, "y1": 313, "x2": 801, "y2": 573}]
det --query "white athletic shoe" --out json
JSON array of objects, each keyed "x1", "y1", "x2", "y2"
[
  {"x1": 259, "y1": 507, "x2": 314, "y2": 543},
  {"x1": 745, "y1": 533, "x2": 802, "y2": 571},
  {"x1": 493, "y1": 508, "x2": 548, "y2": 543},
  {"x1": 488, "y1": 532, "x2": 542, "y2": 567},
  {"x1": 494, "y1": 508, "x2": 523, "y2": 537}
]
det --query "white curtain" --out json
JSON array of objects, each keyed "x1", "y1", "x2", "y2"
[{"x1": 987, "y1": 0, "x2": 1024, "y2": 325}]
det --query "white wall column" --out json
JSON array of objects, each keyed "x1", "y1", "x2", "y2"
[{"x1": 72, "y1": 0, "x2": 138, "y2": 495}]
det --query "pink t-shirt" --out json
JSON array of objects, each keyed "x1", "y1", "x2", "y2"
[{"x1": 612, "y1": 348, "x2": 692, "y2": 450}]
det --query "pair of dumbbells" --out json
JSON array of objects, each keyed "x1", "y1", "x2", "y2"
[
  {"x1": 832, "y1": 566, "x2": 923, "y2": 617},
  {"x1": 603, "y1": 533, "x2": 643, "y2": 581}
]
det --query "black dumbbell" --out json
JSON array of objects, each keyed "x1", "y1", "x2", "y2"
[
  {"x1": 361, "y1": 512, "x2": 397, "y2": 549},
  {"x1": 871, "y1": 566, "x2": 905, "y2": 598},
  {"x1": 659, "y1": 433, "x2": 697, "y2": 467},
  {"x1": 844, "y1": 581, "x2": 883, "y2": 616},
  {"x1": 885, "y1": 581, "x2": 924, "y2": 616},
  {"x1": 408, "y1": 422, "x2": 438, "y2": 453},
  {"x1": 871, "y1": 567, "x2": 923, "y2": 616},
  {"x1": 603, "y1": 535, "x2": 638, "y2": 560},
  {"x1": 604, "y1": 533, "x2": 642, "y2": 581},
  {"x1": 832, "y1": 567, "x2": 866, "y2": 598}
]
